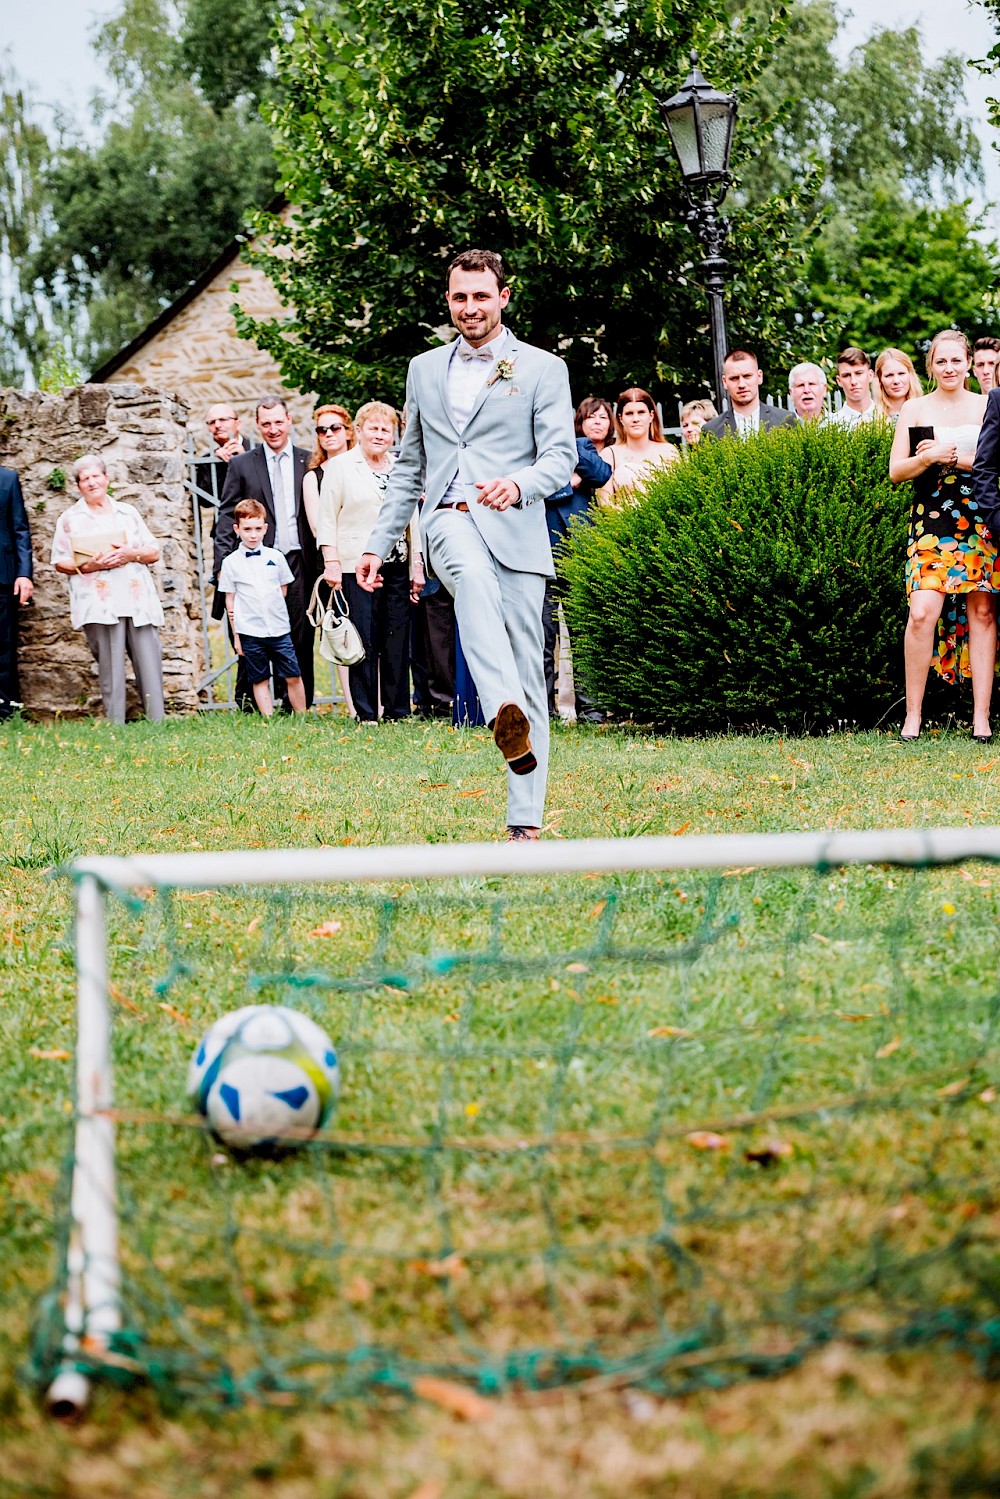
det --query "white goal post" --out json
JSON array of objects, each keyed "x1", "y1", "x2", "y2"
[{"x1": 46, "y1": 824, "x2": 1000, "y2": 1416}]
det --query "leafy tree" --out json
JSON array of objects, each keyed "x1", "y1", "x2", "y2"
[
  {"x1": 806, "y1": 191, "x2": 1000, "y2": 354},
  {"x1": 236, "y1": 0, "x2": 820, "y2": 408},
  {"x1": 31, "y1": 0, "x2": 296, "y2": 374},
  {"x1": 0, "y1": 63, "x2": 53, "y2": 385},
  {"x1": 736, "y1": 1, "x2": 995, "y2": 355}
]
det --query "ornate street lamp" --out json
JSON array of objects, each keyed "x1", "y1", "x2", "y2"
[{"x1": 658, "y1": 54, "x2": 738, "y2": 406}]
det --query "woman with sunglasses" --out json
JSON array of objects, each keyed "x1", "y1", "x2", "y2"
[
  {"x1": 303, "y1": 405, "x2": 355, "y2": 535},
  {"x1": 304, "y1": 405, "x2": 356, "y2": 711}
]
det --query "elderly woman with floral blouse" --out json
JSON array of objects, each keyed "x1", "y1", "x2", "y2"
[{"x1": 51, "y1": 453, "x2": 165, "y2": 723}]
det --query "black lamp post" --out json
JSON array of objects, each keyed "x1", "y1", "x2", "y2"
[{"x1": 658, "y1": 54, "x2": 738, "y2": 407}]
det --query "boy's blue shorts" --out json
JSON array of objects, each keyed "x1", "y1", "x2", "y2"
[{"x1": 241, "y1": 632, "x2": 301, "y2": 685}]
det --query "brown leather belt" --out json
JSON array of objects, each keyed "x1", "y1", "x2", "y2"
[{"x1": 438, "y1": 500, "x2": 470, "y2": 512}]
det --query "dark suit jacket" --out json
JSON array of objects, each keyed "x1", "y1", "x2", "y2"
[
  {"x1": 972, "y1": 387, "x2": 1000, "y2": 538},
  {"x1": 703, "y1": 402, "x2": 797, "y2": 439},
  {"x1": 215, "y1": 444, "x2": 316, "y2": 579},
  {"x1": 0, "y1": 466, "x2": 33, "y2": 586},
  {"x1": 195, "y1": 437, "x2": 252, "y2": 510}
]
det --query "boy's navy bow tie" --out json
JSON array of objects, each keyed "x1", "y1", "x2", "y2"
[{"x1": 245, "y1": 549, "x2": 261, "y2": 556}]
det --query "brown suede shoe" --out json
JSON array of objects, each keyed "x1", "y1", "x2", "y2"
[{"x1": 491, "y1": 701, "x2": 537, "y2": 776}]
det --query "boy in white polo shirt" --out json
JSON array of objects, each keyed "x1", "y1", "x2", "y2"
[{"x1": 217, "y1": 498, "x2": 307, "y2": 716}]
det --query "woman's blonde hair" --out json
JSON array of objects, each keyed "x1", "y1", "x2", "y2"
[
  {"x1": 354, "y1": 401, "x2": 399, "y2": 437},
  {"x1": 615, "y1": 388, "x2": 664, "y2": 444},
  {"x1": 307, "y1": 404, "x2": 355, "y2": 470},
  {"x1": 873, "y1": 349, "x2": 922, "y2": 412},
  {"x1": 925, "y1": 329, "x2": 972, "y2": 390},
  {"x1": 680, "y1": 399, "x2": 718, "y2": 425}
]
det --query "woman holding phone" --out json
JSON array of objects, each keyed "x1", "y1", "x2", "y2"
[{"x1": 889, "y1": 330, "x2": 993, "y2": 741}]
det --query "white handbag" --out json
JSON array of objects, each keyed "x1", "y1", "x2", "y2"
[{"x1": 307, "y1": 579, "x2": 366, "y2": 666}]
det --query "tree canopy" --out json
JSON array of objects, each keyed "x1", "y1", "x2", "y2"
[{"x1": 236, "y1": 0, "x2": 817, "y2": 408}]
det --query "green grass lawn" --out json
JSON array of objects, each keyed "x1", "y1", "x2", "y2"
[{"x1": 1, "y1": 713, "x2": 999, "y2": 1498}]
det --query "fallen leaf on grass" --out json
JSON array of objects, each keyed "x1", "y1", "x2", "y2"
[
  {"x1": 158, "y1": 1003, "x2": 190, "y2": 1026},
  {"x1": 565, "y1": 962, "x2": 589, "y2": 974},
  {"x1": 310, "y1": 920, "x2": 343, "y2": 938},
  {"x1": 109, "y1": 983, "x2": 144, "y2": 1018},
  {"x1": 247, "y1": 916, "x2": 262, "y2": 935},
  {"x1": 456, "y1": 788, "x2": 487, "y2": 799},
  {"x1": 647, "y1": 1025, "x2": 692, "y2": 1039},
  {"x1": 342, "y1": 1275, "x2": 373, "y2": 1304},
  {"x1": 411, "y1": 1253, "x2": 467, "y2": 1279},
  {"x1": 672, "y1": 821, "x2": 691, "y2": 836},
  {"x1": 745, "y1": 1138, "x2": 793, "y2": 1166},
  {"x1": 836, "y1": 1011, "x2": 873, "y2": 1023},
  {"x1": 686, "y1": 1131, "x2": 730, "y2": 1151},
  {"x1": 427, "y1": 782, "x2": 450, "y2": 790},
  {"x1": 588, "y1": 899, "x2": 608, "y2": 920},
  {"x1": 876, "y1": 1036, "x2": 902, "y2": 1059},
  {"x1": 937, "y1": 1077, "x2": 971, "y2": 1097},
  {"x1": 412, "y1": 1376, "x2": 493, "y2": 1421},
  {"x1": 979, "y1": 1087, "x2": 997, "y2": 1103},
  {"x1": 28, "y1": 1047, "x2": 71, "y2": 1061}
]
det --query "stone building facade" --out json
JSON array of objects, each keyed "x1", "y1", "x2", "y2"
[
  {"x1": 91, "y1": 210, "x2": 315, "y2": 442},
  {"x1": 0, "y1": 384, "x2": 203, "y2": 718}
]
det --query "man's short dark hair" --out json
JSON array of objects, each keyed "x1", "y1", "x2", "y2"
[
  {"x1": 724, "y1": 348, "x2": 759, "y2": 369},
  {"x1": 256, "y1": 395, "x2": 289, "y2": 419},
  {"x1": 836, "y1": 347, "x2": 871, "y2": 369},
  {"x1": 974, "y1": 336, "x2": 1000, "y2": 354},
  {"x1": 446, "y1": 249, "x2": 507, "y2": 292}
]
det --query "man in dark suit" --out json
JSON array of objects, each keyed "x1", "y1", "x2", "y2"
[
  {"x1": 703, "y1": 349, "x2": 797, "y2": 439},
  {"x1": 0, "y1": 465, "x2": 34, "y2": 719},
  {"x1": 971, "y1": 386, "x2": 1000, "y2": 538},
  {"x1": 216, "y1": 395, "x2": 317, "y2": 709}
]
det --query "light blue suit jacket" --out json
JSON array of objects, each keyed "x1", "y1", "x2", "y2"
[{"x1": 366, "y1": 330, "x2": 576, "y2": 576}]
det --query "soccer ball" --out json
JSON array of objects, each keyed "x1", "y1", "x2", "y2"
[{"x1": 186, "y1": 1004, "x2": 340, "y2": 1149}]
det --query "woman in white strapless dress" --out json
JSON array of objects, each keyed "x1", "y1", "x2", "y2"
[{"x1": 889, "y1": 330, "x2": 994, "y2": 741}]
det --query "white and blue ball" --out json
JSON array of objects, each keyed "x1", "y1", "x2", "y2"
[{"x1": 187, "y1": 1004, "x2": 339, "y2": 1149}]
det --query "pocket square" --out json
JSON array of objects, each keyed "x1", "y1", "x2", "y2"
[{"x1": 266, "y1": 559, "x2": 277, "y2": 566}]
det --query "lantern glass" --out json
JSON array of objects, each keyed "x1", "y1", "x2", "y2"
[
  {"x1": 699, "y1": 100, "x2": 734, "y2": 178},
  {"x1": 664, "y1": 104, "x2": 701, "y2": 180}
]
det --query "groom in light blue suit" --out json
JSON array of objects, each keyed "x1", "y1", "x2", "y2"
[{"x1": 358, "y1": 249, "x2": 576, "y2": 839}]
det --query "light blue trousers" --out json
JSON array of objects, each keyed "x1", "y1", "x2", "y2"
[{"x1": 425, "y1": 510, "x2": 549, "y2": 829}]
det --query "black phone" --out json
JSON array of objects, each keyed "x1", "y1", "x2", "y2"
[{"x1": 909, "y1": 425, "x2": 934, "y2": 456}]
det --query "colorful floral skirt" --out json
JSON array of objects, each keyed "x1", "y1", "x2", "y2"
[{"x1": 905, "y1": 477, "x2": 1000, "y2": 684}]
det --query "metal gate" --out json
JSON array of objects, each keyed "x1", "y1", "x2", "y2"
[{"x1": 184, "y1": 437, "x2": 345, "y2": 711}]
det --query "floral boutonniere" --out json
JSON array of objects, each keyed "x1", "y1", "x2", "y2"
[{"x1": 487, "y1": 355, "x2": 517, "y2": 389}]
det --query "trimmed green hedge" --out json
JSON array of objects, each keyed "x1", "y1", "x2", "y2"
[{"x1": 561, "y1": 422, "x2": 912, "y2": 732}]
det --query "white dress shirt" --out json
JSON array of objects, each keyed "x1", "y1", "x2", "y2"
[
  {"x1": 217, "y1": 543, "x2": 294, "y2": 637},
  {"x1": 735, "y1": 405, "x2": 761, "y2": 437},
  {"x1": 826, "y1": 401, "x2": 878, "y2": 429},
  {"x1": 265, "y1": 442, "x2": 299, "y2": 553},
  {"x1": 440, "y1": 326, "x2": 509, "y2": 505}
]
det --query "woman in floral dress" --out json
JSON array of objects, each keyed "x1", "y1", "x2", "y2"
[{"x1": 890, "y1": 330, "x2": 994, "y2": 740}]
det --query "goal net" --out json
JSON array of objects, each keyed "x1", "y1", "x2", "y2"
[{"x1": 32, "y1": 829, "x2": 1000, "y2": 1413}]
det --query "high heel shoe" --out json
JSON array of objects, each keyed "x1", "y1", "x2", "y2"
[
  {"x1": 899, "y1": 725, "x2": 921, "y2": 742},
  {"x1": 972, "y1": 729, "x2": 993, "y2": 744}
]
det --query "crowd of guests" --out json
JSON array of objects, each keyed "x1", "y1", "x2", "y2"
[{"x1": 3, "y1": 329, "x2": 1000, "y2": 737}]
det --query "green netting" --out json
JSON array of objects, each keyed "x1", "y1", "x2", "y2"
[{"x1": 30, "y1": 854, "x2": 1000, "y2": 1408}]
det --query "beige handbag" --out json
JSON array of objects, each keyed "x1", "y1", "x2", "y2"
[{"x1": 307, "y1": 579, "x2": 365, "y2": 666}]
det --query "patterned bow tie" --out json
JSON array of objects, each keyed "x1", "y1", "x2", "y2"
[
  {"x1": 457, "y1": 343, "x2": 494, "y2": 363},
  {"x1": 245, "y1": 549, "x2": 261, "y2": 557}
]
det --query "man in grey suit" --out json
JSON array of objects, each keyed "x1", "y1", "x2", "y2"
[
  {"x1": 702, "y1": 349, "x2": 797, "y2": 439},
  {"x1": 358, "y1": 249, "x2": 576, "y2": 840}
]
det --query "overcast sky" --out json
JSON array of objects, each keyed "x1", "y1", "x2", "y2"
[{"x1": 4, "y1": 1, "x2": 999, "y2": 198}]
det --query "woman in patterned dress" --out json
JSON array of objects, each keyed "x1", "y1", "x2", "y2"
[{"x1": 890, "y1": 330, "x2": 994, "y2": 741}]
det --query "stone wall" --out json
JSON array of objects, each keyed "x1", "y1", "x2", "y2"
[
  {"x1": 104, "y1": 244, "x2": 316, "y2": 442},
  {"x1": 0, "y1": 384, "x2": 203, "y2": 718}
]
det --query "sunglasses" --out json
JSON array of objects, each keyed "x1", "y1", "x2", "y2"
[{"x1": 316, "y1": 423, "x2": 346, "y2": 435}]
